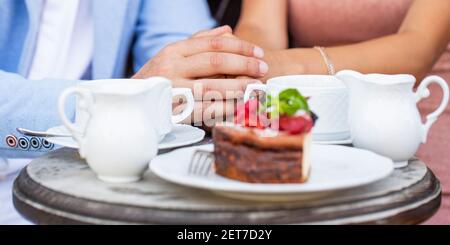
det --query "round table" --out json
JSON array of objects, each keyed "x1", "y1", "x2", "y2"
[{"x1": 13, "y1": 146, "x2": 441, "y2": 225}]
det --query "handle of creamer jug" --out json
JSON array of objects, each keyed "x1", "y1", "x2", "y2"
[
  {"x1": 171, "y1": 88, "x2": 194, "y2": 124},
  {"x1": 243, "y1": 83, "x2": 267, "y2": 102},
  {"x1": 415, "y1": 75, "x2": 449, "y2": 143},
  {"x1": 58, "y1": 87, "x2": 94, "y2": 157}
]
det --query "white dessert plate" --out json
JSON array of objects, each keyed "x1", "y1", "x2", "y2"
[
  {"x1": 312, "y1": 131, "x2": 352, "y2": 145},
  {"x1": 45, "y1": 124, "x2": 205, "y2": 150},
  {"x1": 313, "y1": 138, "x2": 353, "y2": 145},
  {"x1": 150, "y1": 144, "x2": 394, "y2": 202}
]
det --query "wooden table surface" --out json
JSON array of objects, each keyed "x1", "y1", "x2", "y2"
[{"x1": 12, "y1": 143, "x2": 441, "y2": 225}]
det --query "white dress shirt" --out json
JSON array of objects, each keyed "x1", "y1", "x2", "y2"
[
  {"x1": 0, "y1": 0, "x2": 93, "y2": 225},
  {"x1": 28, "y1": 0, "x2": 93, "y2": 80}
]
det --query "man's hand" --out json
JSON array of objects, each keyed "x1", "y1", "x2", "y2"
[
  {"x1": 133, "y1": 26, "x2": 267, "y2": 125},
  {"x1": 133, "y1": 26, "x2": 267, "y2": 100}
]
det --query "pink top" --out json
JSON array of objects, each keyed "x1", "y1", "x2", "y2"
[
  {"x1": 288, "y1": 0, "x2": 450, "y2": 73},
  {"x1": 288, "y1": 0, "x2": 450, "y2": 224}
]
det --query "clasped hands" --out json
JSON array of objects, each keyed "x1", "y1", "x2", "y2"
[{"x1": 133, "y1": 26, "x2": 268, "y2": 126}]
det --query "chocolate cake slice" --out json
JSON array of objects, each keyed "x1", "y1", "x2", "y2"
[
  {"x1": 213, "y1": 123, "x2": 311, "y2": 183},
  {"x1": 212, "y1": 88, "x2": 315, "y2": 184}
]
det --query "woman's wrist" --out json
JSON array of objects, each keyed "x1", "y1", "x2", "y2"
[
  {"x1": 263, "y1": 49, "x2": 329, "y2": 80},
  {"x1": 298, "y1": 48, "x2": 331, "y2": 75},
  {"x1": 260, "y1": 50, "x2": 295, "y2": 81},
  {"x1": 314, "y1": 47, "x2": 335, "y2": 75}
]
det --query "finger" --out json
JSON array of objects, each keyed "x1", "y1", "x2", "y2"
[
  {"x1": 183, "y1": 52, "x2": 269, "y2": 78},
  {"x1": 192, "y1": 25, "x2": 232, "y2": 38},
  {"x1": 175, "y1": 100, "x2": 237, "y2": 125},
  {"x1": 171, "y1": 36, "x2": 264, "y2": 58},
  {"x1": 172, "y1": 78, "x2": 261, "y2": 100},
  {"x1": 235, "y1": 75, "x2": 255, "y2": 79},
  {"x1": 221, "y1": 32, "x2": 236, "y2": 39},
  {"x1": 190, "y1": 79, "x2": 262, "y2": 100},
  {"x1": 200, "y1": 99, "x2": 237, "y2": 127}
]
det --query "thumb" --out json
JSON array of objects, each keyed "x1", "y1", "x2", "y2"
[{"x1": 192, "y1": 25, "x2": 232, "y2": 38}]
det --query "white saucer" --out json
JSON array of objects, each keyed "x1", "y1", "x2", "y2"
[
  {"x1": 150, "y1": 144, "x2": 394, "y2": 202},
  {"x1": 313, "y1": 138, "x2": 353, "y2": 145},
  {"x1": 45, "y1": 124, "x2": 205, "y2": 150}
]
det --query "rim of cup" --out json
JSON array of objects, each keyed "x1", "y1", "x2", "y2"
[
  {"x1": 267, "y1": 75, "x2": 346, "y2": 91},
  {"x1": 75, "y1": 77, "x2": 171, "y2": 95}
]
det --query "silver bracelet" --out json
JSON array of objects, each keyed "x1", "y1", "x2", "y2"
[{"x1": 314, "y1": 46, "x2": 335, "y2": 75}]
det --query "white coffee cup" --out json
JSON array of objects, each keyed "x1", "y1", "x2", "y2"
[
  {"x1": 58, "y1": 78, "x2": 194, "y2": 183},
  {"x1": 244, "y1": 75, "x2": 350, "y2": 141},
  {"x1": 74, "y1": 77, "x2": 194, "y2": 142}
]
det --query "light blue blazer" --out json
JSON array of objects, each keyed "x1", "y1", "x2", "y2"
[{"x1": 0, "y1": 0, "x2": 215, "y2": 157}]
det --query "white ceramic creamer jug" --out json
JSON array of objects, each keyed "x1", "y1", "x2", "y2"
[
  {"x1": 58, "y1": 79, "x2": 194, "y2": 182},
  {"x1": 336, "y1": 70, "x2": 449, "y2": 168}
]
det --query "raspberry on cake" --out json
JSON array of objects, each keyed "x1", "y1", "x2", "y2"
[{"x1": 212, "y1": 88, "x2": 316, "y2": 184}]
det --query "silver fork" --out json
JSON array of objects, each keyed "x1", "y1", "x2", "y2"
[
  {"x1": 188, "y1": 150, "x2": 214, "y2": 176},
  {"x1": 16, "y1": 127, "x2": 71, "y2": 137}
]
